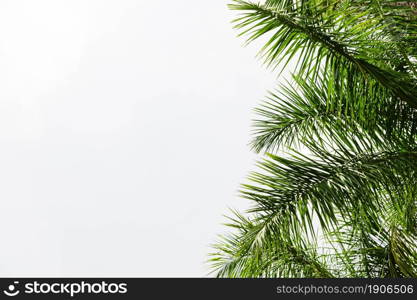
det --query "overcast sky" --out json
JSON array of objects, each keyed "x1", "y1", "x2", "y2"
[{"x1": 0, "y1": 0, "x2": 279, "y2": 277}]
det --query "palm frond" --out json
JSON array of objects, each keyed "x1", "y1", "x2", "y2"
[{"x1": 211, "y1": 0, "x2": 417, "y2": 278}]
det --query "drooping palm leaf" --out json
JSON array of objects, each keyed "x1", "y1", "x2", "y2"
[{"x1": 210, "y1": 0, "x2": 417, "y2": 278}]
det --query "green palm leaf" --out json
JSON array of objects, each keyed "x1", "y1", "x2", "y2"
[{"x1": 211, "y1": 0, "x2": 417, "y2": 278}]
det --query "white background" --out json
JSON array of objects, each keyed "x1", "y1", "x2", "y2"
[{"x1": 0, "y1": 0, "x2": 278, "y2": 276}]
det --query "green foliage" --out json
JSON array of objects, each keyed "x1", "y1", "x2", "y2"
[{"x1": 210, "y1": 0, "x2": 417, "y2": 278}]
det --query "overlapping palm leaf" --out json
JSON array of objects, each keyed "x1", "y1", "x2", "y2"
[{"x1": 210, "y1": 0, "x2": 417, "y2": 277}]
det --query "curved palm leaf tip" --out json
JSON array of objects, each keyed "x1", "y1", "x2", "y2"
[{"x1": 209, "y1": 0, "x2": 417, "y2": 278}]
